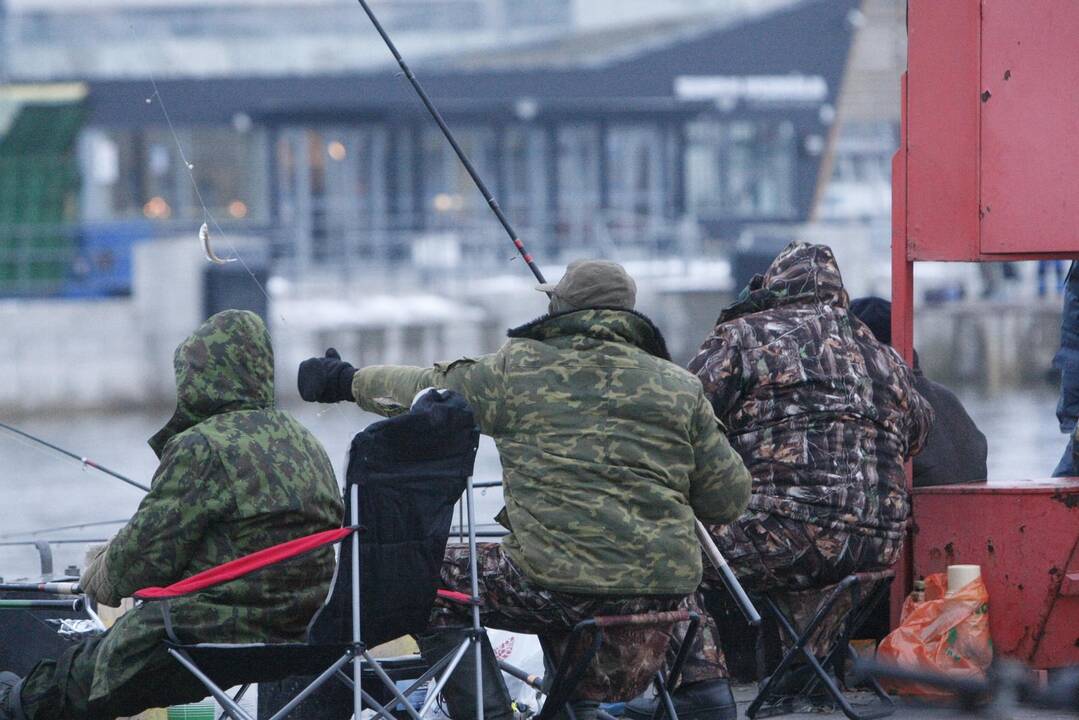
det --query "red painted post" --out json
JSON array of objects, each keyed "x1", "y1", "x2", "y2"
[{"x1": 890, "y1": 71, "x2": 915, "y2": 627}]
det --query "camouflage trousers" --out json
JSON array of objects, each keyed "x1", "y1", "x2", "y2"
[
  {"x1": 431, "y1": 543, "x2": 684, "y2": 701},
  {"x1": 17, "y1": 604, "x2": 209, "y2": 719},
  {"x1": 676, "y1": 512, "x2": 901, "y2": 684}
]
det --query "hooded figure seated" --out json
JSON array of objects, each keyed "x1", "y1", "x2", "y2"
[
  {"x1": 0, "y1": 310, "x2": 343, "y2": 720},
  {"x1": 850, "y1": 296, "x2": 988, "y2": 487},
  {"x1": 625, "y1": 243, "x2": 933, "y2": 720},
  {"x1": 297, "y1": 260, "x2": 751, "y2": 720}
]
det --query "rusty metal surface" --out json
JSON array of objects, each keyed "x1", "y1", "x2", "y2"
[
  {"x1": 912, "y1": 478, "x2": 1079, "y2": 495},
  {"x1": 905, "y1": 0, "x2": 981, "y2": 262},
  {"x1": 979, "y1": 0, "x2": 1079, "y2": 254},
  {"x1": 912, "y1": 478, "x2": 1079, "y2": 668},
  {"x1": 902, "y1": 0, "x2": 1079, "y2": 261}
]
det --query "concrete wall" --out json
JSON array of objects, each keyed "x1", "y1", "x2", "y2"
[{"x1": 0, "y1": 236, "x2": 1065, "y2": 415}]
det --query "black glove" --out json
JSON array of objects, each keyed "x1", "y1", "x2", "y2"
[{"x1": 297, "y1": 348, "x2": 357, "y2": 403}]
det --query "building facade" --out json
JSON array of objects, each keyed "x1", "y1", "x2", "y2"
[{"x1": 3, "y1": 0, "x2": 860, "y2": 295}]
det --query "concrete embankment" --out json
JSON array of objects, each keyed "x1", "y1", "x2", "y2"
[{"x1": 0, "y1": 237, "x2": 1064, "y2": 414}]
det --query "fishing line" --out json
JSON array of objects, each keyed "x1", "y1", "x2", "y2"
[
  {"x1": 0, "y1": 519, "x2": 130, "y2": 541},
  {"x1": 143, "y1": 73, "x2": 281, "y2": 324},
  {"x1": 139, "y1": 54, "x2": 350, "y2": 423}
]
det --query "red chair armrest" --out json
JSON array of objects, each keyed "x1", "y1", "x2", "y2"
[
  {"x1": 134, "y1": 526, "x2": 355, "y2": 600},
  {"x1": 436, "y1": 589, "x2": 480, "y2": 605}
]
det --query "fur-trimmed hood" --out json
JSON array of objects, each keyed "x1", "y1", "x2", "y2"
[{"x1": 507, "y1": 307, "x2": 672, "y2": 361}]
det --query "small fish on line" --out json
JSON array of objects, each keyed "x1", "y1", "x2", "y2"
[{"x1": 199, "y1": 222, "x2": 236, "y2": 264}]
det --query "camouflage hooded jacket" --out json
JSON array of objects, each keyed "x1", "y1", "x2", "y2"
[
  {"x1": 688, "y1": 243, "x2": 932, "y2": 540},
  {"x1": 352, "y1": 308, "x2": 751, "y2": 596},
  {"x1": 101, "y1": 310, "x2": 343, "y2": 640}
]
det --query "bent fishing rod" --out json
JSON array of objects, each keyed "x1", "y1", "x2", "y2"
[
  {"x1": 354, "y1": 0, "x2": 759, "y2": 625},
  {"x1": 0, "y1": 420, "x2": 150, "y2": 492}
]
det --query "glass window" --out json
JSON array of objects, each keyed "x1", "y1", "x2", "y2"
[
  {"x1": 423, "y1": 126, "x2": 497, "y2": 230},
  {"x1": 79, "y1": 125, "x2": 266, "y2": 224},
  {"x1": 502, "y1": 125, "x2": 548, "y2": 233},
  {"x1": 556, "y1": 124, "x2": 601, "y2": 248},
  {"x1": 606, "y1": 124, "x2": 664, "y2": 221},
  {"x1": 686, "y1": 119, "x2": 796, "y2": 220}
]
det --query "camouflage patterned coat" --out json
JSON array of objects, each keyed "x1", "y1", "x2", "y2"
[
  {"x1": 688, "y1": 243, "x2": 932, "y2": 540},
  {"x1": 352, "y1": 309, "x2": 751, "y2": 596},
  {"x1": 83, "y1": 311, "x2": 343, "y2": 704}
]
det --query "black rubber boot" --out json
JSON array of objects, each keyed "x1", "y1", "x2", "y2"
[
  {"x1": 0, "y1": 673, "x2": 27, "y2": 720},
  {"x1": 418, "y1": 628, "x2": 514, "y2": 720},
  {"x1": 622, "y1": 679, "x2": 737, "y2": 720}
]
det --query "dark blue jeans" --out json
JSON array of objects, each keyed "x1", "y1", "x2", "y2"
[{"x1": 1053, "y1": 262, "x2": 1079, "y2": 477}]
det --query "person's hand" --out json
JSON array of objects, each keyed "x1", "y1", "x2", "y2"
[
  {"x1": 297, "y1": 348, "x2": 357, "y2": 403},
  {"x1": 81, "y1": 542, "x2": 121, "y2": 608}
]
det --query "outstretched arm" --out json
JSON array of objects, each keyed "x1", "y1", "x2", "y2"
[{"x1": 352, "y1": 355, "x2": 505, "y2": 433}]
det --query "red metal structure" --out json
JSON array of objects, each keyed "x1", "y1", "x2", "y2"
[{"x1": 891, "y1": 0, "x2": 1079, "y2": 668}]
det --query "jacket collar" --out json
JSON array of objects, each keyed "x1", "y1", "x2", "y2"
[{"x1": 508, "y1": 307, "x2": 672, "y2": 361}]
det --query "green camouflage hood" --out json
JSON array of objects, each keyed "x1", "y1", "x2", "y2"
[
  {"x1": 720, "y1": 242, "x2": 849, "y2": 323},
  {"x1": 148, "y1": 310, "x2": 274, "y2": 457},
  {"x1": 507, "y1": 307, "x2": 672, "y2": 361}
]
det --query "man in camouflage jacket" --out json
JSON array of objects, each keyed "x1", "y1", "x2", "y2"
[
  {"x1": 628, "y1": 243, "x2": 932, "y2": 717},
  {"x1": 298, "y1": 260, "x2": 751, "y2": 720},
  {"x1": 0, "y1": 311, "x2": 343, "y2": 720}
]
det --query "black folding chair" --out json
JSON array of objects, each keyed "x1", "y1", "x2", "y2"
[
  {"x1": 135, "y1": 389, "x2": 484, "y2": 720},
  {"x1": 747, "y1": 569, "x2": 896, "y2": 720}
]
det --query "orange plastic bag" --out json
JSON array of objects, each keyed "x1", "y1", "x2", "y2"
[{"x1": 876, "y1": 573, "x2": 993, "y2": 698}]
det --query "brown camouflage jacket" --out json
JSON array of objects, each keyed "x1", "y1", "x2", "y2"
[
  {"x1": 688, "y1": 243, "x2": 932, "y2": 539},
  {"x1": 353, "y1": 309, "x2": 751, "y2": 596}
]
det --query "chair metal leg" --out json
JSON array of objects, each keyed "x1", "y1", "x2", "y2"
[
  {"x1": 650, "y1": 611, "x2": 700, "y2": 720},
  {"x1": 535, "y1": 621, "x2": 605, "y2": 720},
  {"x1": 465, "y1": 474, "x2": 486, "y2": 720},
  {"x1": 167, "y1": 648, "x2": 256, "y2": 720},
  {"x1": 266, "y1": 652, "x2": 356, "y2": 720},
  {"x1": 747, "y1": 578, "x2": 896, "y2": 720},
  {"x1": 418, "y1": 637, "x2": 473, "y2": 718},
  {"x1": 216, "y1": 684, "x2": 251, "y2": 720},
  {"x1": 351, "y1": 482, "x2": 364, "y2": 720},
  {"x1": 361, "y1": 648, "x2": 426, "y2": 720}
]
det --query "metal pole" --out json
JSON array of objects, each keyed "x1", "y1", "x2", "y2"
[
  {"x1": 350, "y1": 482, "x2": 363, "y2": 720},
  {"x1": 353, "y1": 0, "x2": 547, "y2": 285},
  {"x1": 0, "y1": 581, "x2": 81, "y2": 595},
  {"x1": 465, "y1": 473, "x2": 485, "y2": 720},
  {"x1": 0, "y1": 598, "x2": 85, "y2": 612},
  {"x1": 0, "y1": 420, "x2": 150, "y2": 492},
  {"x1": 695, "y1": 520, "x2": 760, "y2": 625}
]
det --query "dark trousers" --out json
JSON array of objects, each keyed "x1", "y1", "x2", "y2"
[
  {"x1": 18, "y1": 606, "x2": 208, "y2": 720},
  {"x1": 675, "y1": 512, "x2": 900, "y2": 684},
  {"x1": 433, "y1": 543, "x2": 683, "y2": 701}
]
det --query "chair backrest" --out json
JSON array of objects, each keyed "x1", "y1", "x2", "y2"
[{"x1": 308, "y1": 390, "x2": 480, "y2": 647}]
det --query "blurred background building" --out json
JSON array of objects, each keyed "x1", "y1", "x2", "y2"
[
  {"x1": 2, "y1": 0, "x2": 864, "y2": 293},
  {"x1": 0, "y1": 0, "x2": 1062, "y2": 414}
]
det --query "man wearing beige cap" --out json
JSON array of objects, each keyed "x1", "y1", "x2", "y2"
[{"x1": 298, "y1": 259, "x2": 751, "y2": 720}]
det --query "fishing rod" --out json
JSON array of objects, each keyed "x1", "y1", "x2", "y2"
[
  {"x1": 0, "y1": 420, "x2": 150, "y2": 492},
  {"x1": 0, "y1": 581, "x2": 82, "y2": 596},
  {"x1": 353, "y1": 0, "x2": 546, "y2": 285},
  {"x1": 353, "y1": 0, "x2": 760, "y2": 627},
  {"x1": 0, "y1": 598, "x2": 85, "y2": 612}
]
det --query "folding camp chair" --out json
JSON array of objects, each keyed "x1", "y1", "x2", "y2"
[
  {"x1": 448, "y1": 495, "x2": 702, "y2": 720},
  {"x1": 133, "y1": 389, "x2": 488, "y2": 720},
  {"x1": 747, "y1": 569, "x2": 895, "y2": 720},
  {"x1": 535, "y1": 610, "x2": 700, "y2": 720}
]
